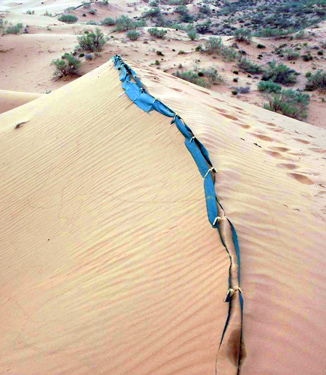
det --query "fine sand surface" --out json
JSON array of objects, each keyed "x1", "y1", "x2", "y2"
[
  {"x1": 0, "y1": 59, "x2": 325, "y2": 375},
  {"x1": 0, "y1": 89, "x2": 41, "y2": 114}
]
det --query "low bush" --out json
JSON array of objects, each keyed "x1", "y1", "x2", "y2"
[
  {"x1": 86, "y1": 20, "x2": 99, "y2": 25},
  {"x1": 263, "y1": 89, "x2": 310, "y2": 120},
  {"x1": 221, "y1": 46, "x2": 238, "y2": 61},
  {"x1": 115, "y1": 15, "x2": 145, "y2": 31},
  {"x1": 238, "y1": 57, "x2": 262, "y2": 74},
  {"x1": 89, "y1": 9, "x2": 97, "y2": 15},
  {"x1": 257, "y1": 43, "x2": 266, "y2": 49},
  {"x1": 58, "y1": 14, "x2": 78, "y2": 23},
  {"x1": 101, "y1": 17, "x2": 115, "y2": 26},
  {"x1": 234, "y1": 28, "x2": 251, "y2": 44},
  {"x1": 258, "y1": 80, "x2": 282, "y2": 93},
  {"x1": 305, "y1": 70, "x2": 326, "y2": 91},
  {"x1": 77, "y1": 28, "x2": 107, "y2": 52},
  {"x1": 126, "y1": 30, "x2": 141, "y2": 40},
  {"x1": 51, "y1": 53, "x2": 81, "y2": 78},
  {"x1": 173, "y1": 70, "x2": 208, "y2": 87},
  {"x1": 148, "y1": 27, "x2": 167, "y2": 38},
  {"x1": 285, "y1": 48, "x2": 300, "y2": 60},
  {"x1": 262, "y1": 61, "x2": 298, "y2": 85},
  {"x1": 4, "y1": 23, "x2": 23, "y2": 34},
  {"x1": 204, "y1": 37, "x2": 223, "y2": 54},
  {"x1": 199, "y1": 67, "x2": 222, "y2": 85},
  {"x1": 302, "y1": 53, "x2": 313, "y2": 61},
  {"x1": 238, "y1": 86, "x2": 250, "y2": 94},
  {"x1": 187, "y1": 29, "x2": 198, "y2": 40},
  {"x1": 26, "y1": 10, "x2": 35, "y2": 15}
]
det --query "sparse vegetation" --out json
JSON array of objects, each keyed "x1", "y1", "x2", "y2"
[
  {"x1": 234, "y1": 28, "x2": 251, "y2": 44},
  {"x1": 187, "y1": 29, "x2": 198, "y2": 40},
  {"x1": 173, "y1": 67, "x2": 221, "y2": 88},
  {"x1": 101, "y1": 17, "x2": 115, "y2": 26},
  {"x1": 203, "y1": 37, "x2": 238, "y2": 61},
  {"x1": 305, "y1": 70, "x2": 326, "y2": 91},
  {"x1": 238, "y1": 57, "x2": 262, "y2": 74},
  {"x1": 126, "y1": 30, "x2": 141, "y2": 40},
  {"x1": 26, "y1": 10, "x2": 35, "y2": 15},
  {"x1": 284, "y1": 48, "x2": 300, "y2": 61},
  {"x1": 148, "y1": 27, "x2": 167, "y2": 38},
  {"x1": 77, "y1": 28, "x2": 107, "y2": 52},
  {"x1": 263, "y1": 89, "x2": 310, "y2": 121},
  {"x1": 51, "y1": 53, "x2": 81, "y2": 78},
  {"x1": 262, "y1": 62, "x2": 298, "y2": 85},
  {"x1": 258, "y1": 80, "x2": 282, "y2": 93},
  {"x1": 115, "y1": 15, "x2": 144, "y2": 31},
  {"x1": 4, "y1": 23, "x2": 23, "y2": 35},
  {"x1": 58, "y1": 14, "x2": 78, "y2": 23}
]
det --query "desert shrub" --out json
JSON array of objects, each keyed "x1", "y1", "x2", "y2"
[
  {"x1": 26, "y1": 10, "x2": 35, "y2": 15},
  {"x1": 89, "y1": 9, "x2": 97, "y2": 15},
  {"x1": 196, "y1": 22, "x2": 210, "y2": 34},
  {"x1": 175, "y1": 5, "x2": 193, "y2": 22},
  {"x1": 173, "y1": 70, "x2": 208, "y2": 87},
  {"x1": 86, "y1": 20, "x2": 99, "y2": 25},
  {"x1": 221, "y1": 46, "x2": 238, "y2": 61},
  {"x1": 126, "y1": 30, "x2": 140, "y2": 40},
  {"x1": 44, "y1": 11, "x2": 53, "y2": 16},
  {"x1": 77, "y1": 28, "x2": 107, "y2": 52},
  {"x1": 262, "y1": 62, "x2": 298, "y2": 85},
  {"x1": 232, "y1": 90, "x2": 238, "y2": 95},
  {"x1": 255, "y1": 27, "x2": 288, "y2": 37},
  {"x1": 285, "y1": 48, "x2": 300, "y2": 60},
  {"x1": 148, "y1": 27, "x2": 167, "y2": 38},
  {"x1": 58, "y1": 14, "x2": 78, "y2": 23},
  {"x1": 234, "y1": 28, "x2": 251, "y2": 43},
  {"x1": 187, "y1": 29, "x2": 198, "y2": 40},
  {"x1": 257, "y1": 43, "x2": 266, "y2": 49},
  {"x1": 51, "y1": 53, "x2": 80, "y2": 78},
  {"x1": 200, "y1": 67, "x2": 223, "y2": 85},
  {"x1": 305, "y1": 70, "x2": 326, "y2": 91},
  {"x1": 115, "y1": 15, "x2": 141, "y2": 31},
  {"x1": 263, "y1": 89, "x2": 310, "y2": 120},
  {"x1": 320, "y1": 40, "x2": 326, "y2": 49},
  {"x1": 143, "y1": 7, "x2": 161, "y2": 18},
  {"x1": 302, "y1": 53, "x2": 313, "y2": 61},
  {"x1": 101, "y1": 17, "x2": 115, "y2": 26},
  {"x1": 204, "y1": 37, "x2": 223, "y2": 54},
  {"x1": 238, "y1": 86, "x2": 250, "y2": 94},
  {"x1": 4, "y1": 23, "x2": 23, "y2": 34},
  {"x1": 238, "y1": 58, "x2": 262, "y2": 74},
  {"x1": 293, "y1": 30, "x2": 307, "y2": 39},
  {"x1": 318, "y1": 50, "x2": 324, "y2": 55},
  {"x1": 258, "y1": 80, "x2": 282, "y2": 93},
  {"x1": 82, "y1": 1, "x2": 91, "y2": 8}
]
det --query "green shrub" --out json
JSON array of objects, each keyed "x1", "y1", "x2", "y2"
[
  {"x1": 263, "y1": 89, "x2": 310, "y2": 120},
  {"x1": 126, "y1": 30, "x2": 140, "y2": 40},
  {"x1": 258, "y1": 80, "x2": 282, "y2": 93},
  {"x1": 200, "y1": 67, "x2": 223, "y2": 85},
  {"x1": 4, "y1": 23, "x2": 23, "y2": 34},
  {"x1": 262, "y1": 61, "x2": 298, "y2": 85},
  {"x1": 318, "y1": 50, "x2": 324, "y2": 55},
  {"x1": 257, "y1": 43, "x2": 266, "y2": 49},
  {"x1": 148, "y1": 27, "x2": 167, "y2": 38},
  {"x1": 232, "y1": 90, "x2": 238, "y2": 95},
  {"x1": 204, "y1": 37, "x2": 223, "y2": 54},
  {"x1": 115, "y1": 15, "x2": 140, "y2": 31},
  {"x1": 86, "y1": 20, "x2": 99, "y2": 25},
  {"x1": 187, "y1": 29, "x2": 198, "y2": 40},
  {"x1": 58, "y1": 14, "x2": 78, "y2": 23},
  {"x1": 302, "y1": 53, "x2": 313, "y2": 61},
  {"x1": 285, "y1": 48, "x2": 300, "y2": 60},
  {"x1": 143, "y1": 7, "x2": 161, "y2": 18},
  {"x1": 238, "y1": 58, "x2": 262, "y2": 74},
  {"x1": 44, "y1": 11, "x2": 53, "y2": 16},
  {"x1": 101, "y1": 17, "x2": 115, "y2": 26},
  {"x1": 196, "y1": 22, "x2": 210, "y2": 34},
  {"x1": 26, "y1": 10, "x2": 35, "y2": 15},
  {"x1": 221, "y1": 46, "x2": 238, "y2": 61},
  {"x1": 89, "y1": 9, "x2": 97, "y2": 15},
  {"x1": 173, "y1": 70, "x2": 208, "y2": 87},
  {"x1": 234, "y1": 28, "x2": 251, "y2": 43},
  {"x1": 305, "y1": 70, "x2": 326, "y2": 91},
  {"x1": 255, "y1": 27, "x2": 288, "y2": 37},
  {"x1": 77, "y1": 28, "x2": 107, "y2": 52},
  {"x1": 320, "y1": 40, "x2": 326, "y2": 49},
  {"x1": 51, "y1": 53, "x2": 80, "y2": 78}
]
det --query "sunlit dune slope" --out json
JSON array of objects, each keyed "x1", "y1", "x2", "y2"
[
  {"x1": 0, "y1": 89, "x2": 42, "y2": 114},
  {"x1": 0, "y1": 58, "x2": 325, "y2": 375}
]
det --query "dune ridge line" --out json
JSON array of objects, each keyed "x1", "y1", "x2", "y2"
[{"x1": 112, "y1": 55, "x2": 245, "y2": 374}]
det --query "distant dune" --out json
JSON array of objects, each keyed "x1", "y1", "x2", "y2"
[{"x1": 0, "y1": 89, "x2": 41, "y2": 114}]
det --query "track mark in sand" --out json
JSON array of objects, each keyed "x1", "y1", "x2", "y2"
[
  {"x1": 214, "y1": 98, "x2": 225, "y2": 103},
  {"x1": 269, "y1": 127, "x2": 284, "y2": 133},
  {"x1": 264, "y1": 151, "x2": 284, "y2": 159},
  {"x1": 237, "y1": 124, "x2": 251, "y2": 129},
  {"x1": 196, "y1": 89, "x2": 210, "y2": 95},
  {"x1": 231, "y1": 106, "x2": 243, "y2": 111},
  {"x1": 277, "y1": 163, "x2": 297, "y2": 170},
  {"x1": 287, "y1": 173, "x2": 314, "y2": 185},
  {"x1": 270, "y1": 146, "x2": 290, "y2": 152},
  {"x1": 293, "y1": 138, "x2": 310, "y2": 145},
  {"x1": 221, "y1": 113, "x2": 238, "y2": 121},
  {"x1": 251, "y1": 133, "x2": 273, "y2": 141},
  {"x1": 170, "y1": 87, "x2": 183, "y2": 93},
  {"x1": 309, "y1": 147, "x2": 326, "y2": 154},
  {"x1": 207, "y1": 104, "x2": 228, "y2": 113}
]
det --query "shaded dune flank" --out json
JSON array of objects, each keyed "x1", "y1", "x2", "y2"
[
  {"x1": 0, "y1": 90, "x2": 42, "y2": 114},
  {"x1": 0, "y1": 60, "x2": 325, "y2": 375}
]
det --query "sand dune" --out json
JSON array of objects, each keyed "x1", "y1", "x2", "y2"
[
  {"x1": 0, "y1": 89, "x2": 42, "y2": 114},
  {"x1": 0, "y1": 58, "x2": 325, "y2": 375}
]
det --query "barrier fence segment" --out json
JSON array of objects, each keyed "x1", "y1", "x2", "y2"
[{"x1": 112, "y1": 55, "x2": 244, "y2": 373}]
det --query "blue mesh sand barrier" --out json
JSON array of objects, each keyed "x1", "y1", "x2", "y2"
[{"x1": 112, "y1": 55, "x2": 244, "y2": 373}]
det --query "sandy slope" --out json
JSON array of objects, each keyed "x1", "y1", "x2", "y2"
[
  {"x1": 0, "y1": 89, "x2": 41, "y2": 114},
  {"x1": 0, "y1": 58, "x2": 325, "y2": 375}
]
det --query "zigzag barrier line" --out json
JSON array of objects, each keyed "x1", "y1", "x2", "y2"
[{"x1": 112, "y1": 55, "x2": 244, "y2": 373}]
